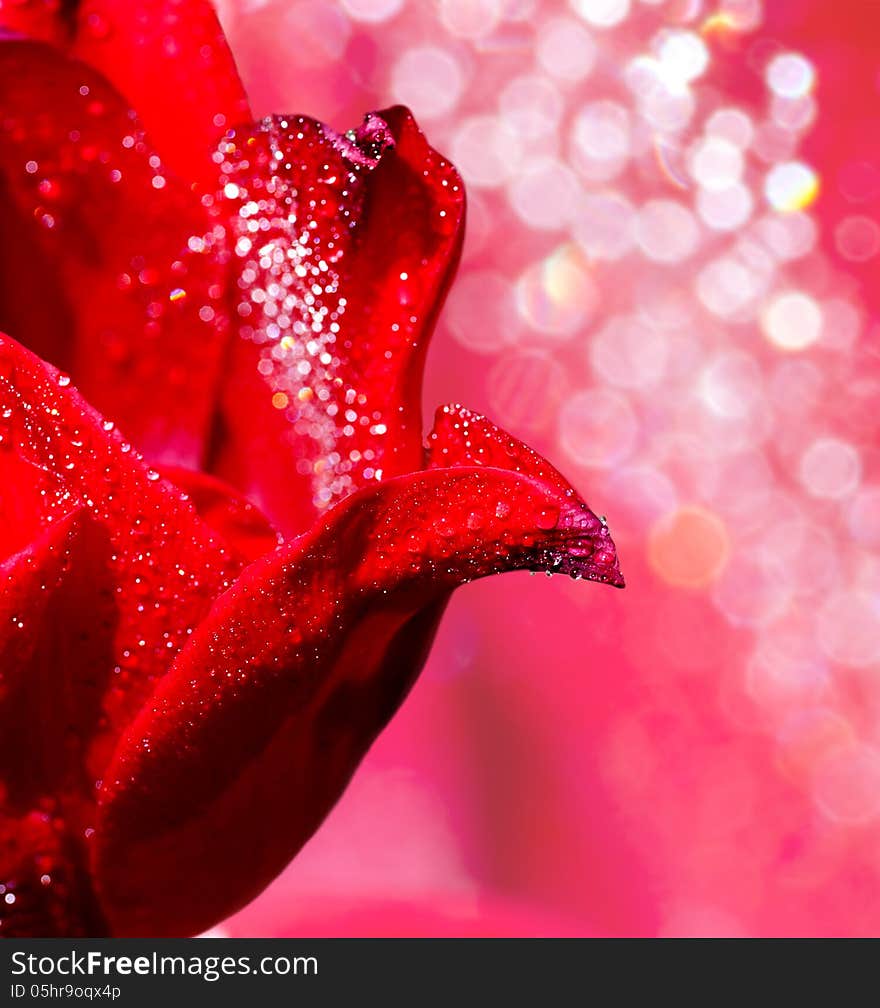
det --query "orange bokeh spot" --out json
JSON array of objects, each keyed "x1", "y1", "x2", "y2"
[{"x1": 648, "y1": 505, "x2": 730, "y2": 589}]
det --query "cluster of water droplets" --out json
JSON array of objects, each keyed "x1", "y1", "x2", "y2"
[{"x1": 213, "y1": 114, "x2": 399, "y2": 512}]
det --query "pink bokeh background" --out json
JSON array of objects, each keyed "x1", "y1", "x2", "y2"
[{"x1": 207, "y1": 0, "x2": 880, "y2": 937}]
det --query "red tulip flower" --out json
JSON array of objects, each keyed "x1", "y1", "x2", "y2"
[{"x1": 0, "y1": 0, "x2": 623, "y2": 937}]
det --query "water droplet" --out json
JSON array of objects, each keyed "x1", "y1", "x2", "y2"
[
  {"x1": 466, "y1": 511, "x2": 485, "y2": 530},
  {"x1": 535, "y1": 506, "x2": 560, "y2": 530},
  {"x1": 85, "y1": 11, "x2": 111, "y2": 39}
]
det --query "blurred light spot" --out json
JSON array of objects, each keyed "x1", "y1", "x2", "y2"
[
  {"x1": 764, "y1": 161, "x2": 819, "y2": 212},
  {"x1": 558, "y1": 388, "x2": 638, "y2": 467},
  {"x1": 689, "y1": 136, "x2": 743, "y2": 190},
  {"x1": 570, "y1": 0, "x2": 630, "y2": 28},
  {"x1": 753, "y1": 122, "x2": 798, "y2": 166},
  {"x1": 445, "y1": 269, "x2": 519, "y2": 352},
  {"x1": 705, "y1": 107, "x2": 755, "y2": 148},
  {"x1": 700, "y1": 352, "x2": 762, "y2": 417},
  {"x1": 770, "y1": 359, "x2": 824, "y2": 417},
  {"x1": 715, "y1": 0, "x2": 762, "y2": 31},
  {"x1": 755, "y1": 212, "x2": 817, "y2": 261},
  {"x1": 508, "y1": 158, "x2": 582, "y2": 230},
  {"x1": 649, "y1": 505, "x2": 729, "y2": 588},
  {"x1": 499, "y1": 75, "x2": 563, "y2": 140},
  {"x1": 813, "y1": 744, "x2": 880, "y2": 826},
  {"x1": 391, "y1": 46, "x2": 464, "y2": 120},
  {"x1": 712, "y1": 555, "x2": 791, "y2": 627},
  {"x1": 571, "y1": 191, "x2": 636, "y2": 260},
  {"x1": 847, "y1": 486, "x2": 880, "y2": 547},
  {"x1": 766, "y1": 52, "x2": 815, "y2": 98},
  {"x1": 640, "y1": 78, "x2": 696, "y2": 132},
  {"x1": 282, "y1": 1, "x2": 352, "y2": 66},
  {"x1": 590, "y1": 314, "x2": 668, "y2": 388},
  {"x1": 439, "y1": 0, "x2": 501, "y2": 38},
  {"x1": 697, "y1": 257, "x2": 760, "y2": 317},
  {"x1": 762, "y1": 519, "x2": 841, "y2": 600},
  {"x1": 817, "y1": 590, "x2": 880, "y2": 667},
  {"x1": 655, "y1": 30, "x2": 709, "y2": 89},
  {"x1": 746, "y1": 626, "x2": 828, "y2": 710},
  {"x1": 771, "y1": 94, "x2": 816, "y2": 133},
  {"x1": 696, "y1": 183, "x2": 753, "y2": 231},
  {"x1": 761, "y1": 290, "x2": 822, "y2": 351},
  {"x1": 571, "y1": 100, "x2": 631, "y2": 181},
  {"x1": 451, "y1": 115, "x2": 521, "y2": 187},
  {"x1": 341, "y1": 0, "x2": 403, "y2": 21},
  {"x1": 817, "y1": 297, "x2": 861, "y2": 353},
  {"x1": 515, "y1": 246, "x2": 598, "y2": 338},
  {"x1": 537, "y1": 18, "x2": 597, "y2": 81},
  {"x1": 799, "y1": 437, "x2": 861, "y2": 500},
  {"x1": 636, "y1": 199, "x2": 699, "y2": 262},
  {"x1": 626, "y1": 54, "x2": 697, "y2": 129},
  {"x1": 835, "y1": 215, "x2": 880, "y2": 262}
]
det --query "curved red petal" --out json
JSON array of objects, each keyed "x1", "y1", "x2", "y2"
[
  {"x1": 156, "y1": 464, "x2": 282, "y2": 564},
  {"x1": 94, "y1": 429, "x2": 620, "y2": 936},
  {"x1": 0, "y1": 0, "x2": 250, "y2": 188},
  {"x1": 0, "y1": 39, "x2": 229, "y2": 466},
  {"x1": 207, "y1": 107, "x2": 465, "y2": 535},
  {"x1": 0, "y1": 807, "x2": 108, "y2": 937},
  {"x1": 0, "y1": 511, "x2": 116, "y2": 937},
  {"x1": 427, "y1": 404, "x2": 624, "y2": 585},
  {"x1": 0, "y1": 334, "x2": 238, "y2": 770},
  {"x1": 0, "y1": 510, "x2": 114, "y2": 811}
]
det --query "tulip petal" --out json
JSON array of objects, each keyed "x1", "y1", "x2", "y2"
[
  {"x1": 0, "y1": 0, "x2": 249, "y2": 187},
  {"x1": 95, "y1": 411, "x2": 620, "y2": 936},
  {"x1": 0, "y1": 510, "x2": 116, "y2": 936},
  {"x1": 156, "y1": 464, "x2": 282, "y2": 563},
  {"x1": 207, "y1": 107, "x2": 465, "y2": 535},
  {"x1": 0, "y1": 510, "x2": 114, "y2": 810},
  {"x1": 0, "y1": 334, "x2": 239, "y2": 769},
  {"x1": 427, "y1": 404, "x2": 624, "y2": 584},
  {"x1": 0, "y1": 807, "x2": 108, "y2": 937},
  {"x1": 0, "y1": 40, "x2": 228, "y2": 465}
]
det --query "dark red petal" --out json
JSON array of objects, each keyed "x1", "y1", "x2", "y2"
[
  {"x1": 0, "y1": 0, "x2": 250, "y2": 188},
  {"x1": 0, "y1": 511, "x2": 116, "y2": 937},
  {"x1": 94, "y1": 420, "x2": 620, "y2": 936},
  {"x1": 0, "y1": 40, "x2": 228, "y2": 466},
  {"x1": 0, "y1": 510, "x2": 114, "y2": 810},
  {"x1": 0, "y1": 807, "x2": 108, "y2": 937},
  {"x1": 207, "y1": 107, "x2": 465, "y2": 535},
  {"x1": 0, "y1": 333, "x2": 238, "y2": 771},
  {"x1": 156, "y1": 464, "x2": 281, "y2": 564}
]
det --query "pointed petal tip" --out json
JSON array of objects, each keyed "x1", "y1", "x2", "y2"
[
  {"x1": 538, "y1": 499, "x2": 626, "y2": 589},
  {"x1": 427, "y1": 402, "x2": 626, "y2": 589}
]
